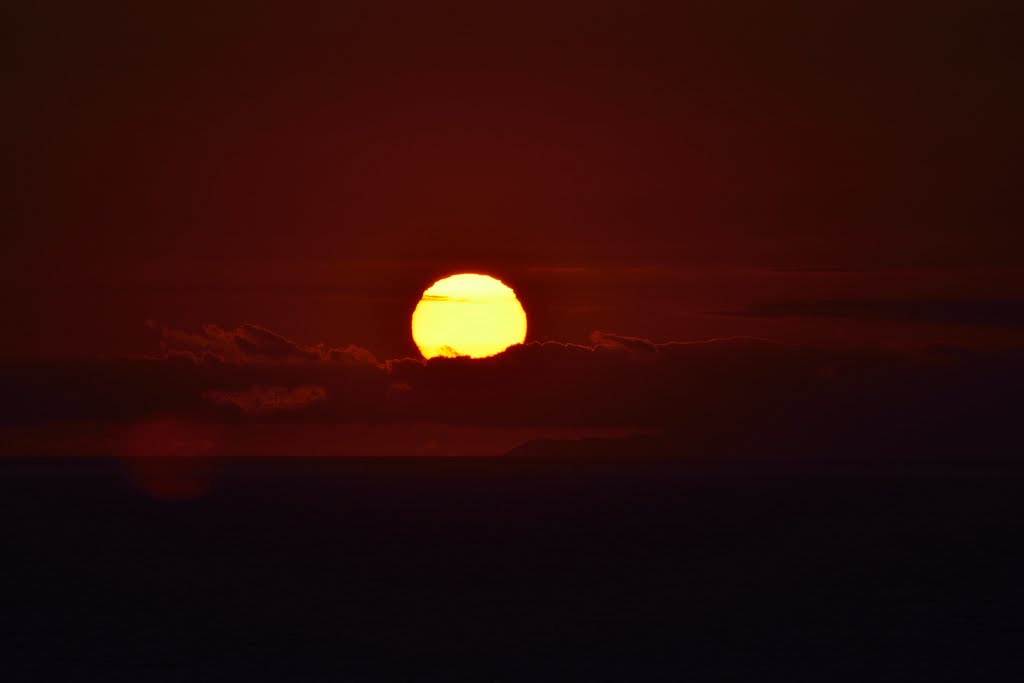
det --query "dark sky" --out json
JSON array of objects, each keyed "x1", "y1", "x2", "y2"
[{"x1": 3, "y1": 1, "x2": 1024, "y2": 457}]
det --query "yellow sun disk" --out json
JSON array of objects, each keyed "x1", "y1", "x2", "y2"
[{"x1": 411, "y1": 274, "x2": 527, "y2": 359}]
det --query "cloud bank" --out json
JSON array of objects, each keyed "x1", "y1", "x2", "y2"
[{"x1": 2, "y1": 323, "x2": 1021, "y2": 458}]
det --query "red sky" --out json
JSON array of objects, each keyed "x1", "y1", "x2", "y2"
[
  {"x1": 3, "y1": 1, "x2": 1023, "y2": 456},
  {"x1": 7, "y1": 1, "x2": 1023, "y2": 358}
]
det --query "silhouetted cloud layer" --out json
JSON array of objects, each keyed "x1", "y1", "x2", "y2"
[
  {"x1": 150, "y1": 321, "x2": 378, "y2": 366},
  {"x1": 712, "y1": 299, "x2": 1024, "y2": 328},
  {"x1": 203, "y1": 385, "x2": 328, "y2": 415},
  {"x1": 2, "y1": 323, "x2": 1021, "y2": 457}
]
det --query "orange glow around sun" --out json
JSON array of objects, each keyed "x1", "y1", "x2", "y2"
[{"x1": 411, "y1": 274, "x2": 527, "y2": 359}]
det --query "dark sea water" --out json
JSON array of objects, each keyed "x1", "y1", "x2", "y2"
[{"x1": 2, "y1": 455, "x2": 1022, "y2": 681}]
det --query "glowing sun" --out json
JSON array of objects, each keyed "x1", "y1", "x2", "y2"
[{"x1": 412, "y1": 273, "x2": 527, "y2": 359}]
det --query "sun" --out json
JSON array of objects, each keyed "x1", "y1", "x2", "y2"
[{"x1": 411, "y1": 274, "x2": 527, "y2": 359}]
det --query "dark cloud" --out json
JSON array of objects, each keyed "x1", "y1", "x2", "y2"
[
  {"x1": 150, "y1": 321, "x2": 380, "y2": 366},
  {"x1": 711, "y1": 299, "x2": 1024, "y2": 329},
  {"x1": 203, "y1": 385, "x2": 328, "y2": 415},
  {"x1": 2, "y1": 322, "x2": 1021, "y2": 458}
]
